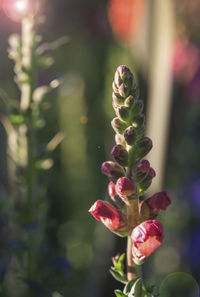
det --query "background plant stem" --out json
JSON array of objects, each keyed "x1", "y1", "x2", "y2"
[{"x1": 21, "y1": 17, "x2": 35, "y2": 280}]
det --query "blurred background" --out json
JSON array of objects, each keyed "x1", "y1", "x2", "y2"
[{"x1": 0, "y1": 0, "x2": 200, "y2": 296}]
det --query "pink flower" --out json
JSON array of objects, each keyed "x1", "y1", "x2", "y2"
[
  {"x1": 108, "y1": 181, "x2": 116, "y2": 199},
  {"x1": 147, "y1": 191, "x2": 171, "y2": 212},
  {"x1": 115, "y1": 177, "x2": 136, "y2": 197},
  {"x1": 101, "y1": 161, "x2": 125, "y2": 179},
  {"x1": 131, "y1": 220, "x2": 164, "y2": 260},
  {"x1": 173, "y1": 39, "x2": 200, "y2": 83},
  {"x1": 89, "y1": 200, "x2": 126, "y2": 232},
  {"x1": 136, "y1": 159, "x2": 150, "y2": 173},
  {"x1": 108, "y1": 181, "x2": 125, "y2": 208}
]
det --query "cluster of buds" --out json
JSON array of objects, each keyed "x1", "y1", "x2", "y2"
[{"x1": 89, "y1": 65, "x2": 171, "y2": 262}]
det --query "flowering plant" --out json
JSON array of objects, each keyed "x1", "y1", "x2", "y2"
[
  {"x1": 89, "y1": 65, "x2": 172, "y2": 296},
  {"x1": 0, "y1": 5, "x2": 67, "y2": 296}
]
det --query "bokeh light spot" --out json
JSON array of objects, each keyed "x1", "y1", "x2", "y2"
[
  {"x1": 160, "y1": 272, "x2": 199, "y2": 297},
  {"x1": 80, "y1": 115, "x2": 88, "y2": 125},
  {"x1": 2, "y1": 0, "x2": 39, "y2": 22},
  {"x1": 16, "y1": 0, "x2": 27, "y2": 12}
]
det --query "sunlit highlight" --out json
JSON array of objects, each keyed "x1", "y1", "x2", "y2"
[
  {"x1": 15, "y1": 0, "x2": 28, "y2": 12},
  {"x1": 2, "y1": 0, "x2": 39, "y2": 22}
]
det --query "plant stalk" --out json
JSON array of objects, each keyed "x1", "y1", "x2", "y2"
[
  {"x1": 127, "y1": 236, "x2": 136, "y2": 280},
  {"x1": 21, "y1": 16, "x2": 35, "y2": 280},
  {"x1": 126, "y1": 145, "x2": 136, "y2": 280}
]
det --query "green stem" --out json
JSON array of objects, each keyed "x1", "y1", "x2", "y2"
[
  {"x1": 126, "y1": 146, "x2": 135, "y2": 179},
  {"x1": 126, "y1": 145, "x2": 144, "y2": 297},
  {"x1": 126, "y1": 145, "x2": 136, "y2": 280},
  {"x1": 127, "y1": 236, "x2": 136, "y2": 281}
]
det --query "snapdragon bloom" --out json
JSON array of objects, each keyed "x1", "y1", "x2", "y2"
[
  {"x1": 89, "y1": 200, "x2": 126, "y2": 232},
  {"x1": 131, "y1": 220, "x2": 164, "y2": 260},
  {"x1": 147, "y1": 191, "x2": 171, "y2": 213}
]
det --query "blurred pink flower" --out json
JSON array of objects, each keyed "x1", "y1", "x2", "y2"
[{"x1": 173, "y1": 39, "x2": 200, "y2": 83}]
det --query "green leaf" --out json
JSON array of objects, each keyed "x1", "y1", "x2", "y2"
[
  {"x1": 142, "y1": 285, "x2": 156, "y2": 296},
  {"x1": 115, "y1": 290, "x2": 128, "y2": 297},
  {"x1": 115, "y1": 253, "x2": 125, "y2": 273},
  {"x1": 123, "y1": 277, "x2": 140, "y2": 294},
  {"x1": 110, "y1": 268, "x2": 127, "y2": 284},
  {"x1": 110, "y1": 253, "x2": 127, "y2": 284},
  {"x1": 128, "y1": 278, "x2": 141, "y2": 297}
]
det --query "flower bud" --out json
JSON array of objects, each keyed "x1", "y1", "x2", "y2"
[
  {"x1": 112, "y1": 92, "x2": 124, "y2": 106},
  {"x1": 118, "y1": 83, "x2": 128, "y2": 97},
  {"x1": 112, "y1": 100, "x2": 118, "y2": 112},
  {"x1": 101, "y1": 161, "x2": 125, "y2": 179},
  {"x1": 128, "y1": 100, "x2": 144, "y2": 117},
  {"x1": 112, "y1": 81, "x2": 118, "y2": 93},
  {"x1": 137, "y1": 167, "x2": 156, "y2": 194},
  {"x1": 138, "y1": 200, "x2": 152, "y2": 220},
  {"x1": 135, "y1": 137, "x2": 153, "y2": 159},
  {"x1": 111, "y1": 117, "x2": 127, "y2": 135},
  {"x1": 108, "y1": 181, "x2": 116, "y2": 199},
  {"x1": 124, "y1": 126, "x2": 137, "y2": 145},
  {"x1": 115, "y1": 134, "x2": 126, "y2": 146},
  {"x1": 111, "y1": 144, "x2": 128, "y2": 166},
  {"x1": 115, "y1": 65, "x2": 135, "y2": 90},
  {"x1": 147, "y1": 191, "x2": 171, "y2": 213},
  {"x1": 124, "y1": 95, "x2": 135, "y2": 107},
  {"x1": 116, "y1": 106, "x2": 131, "y2": 122},
  {"x1": 116, "y1": 177, "x2": 136, "y2": 198},
  {"x1": 134, "y1": 159, "x2": 150, "y2": 182},
  {"x1": 108, "y1": 181, "x2": 125, "y2": 208},
  {"x1": 131, "y1": 220, "x2": 164, "y2": 260},
  {"x1": 89, "y1": 200, "x2": 129, "y2": 236},
  {"x1": 132, "y1": 114, "x2": 145, "y2": 130},
  {"x1": 130, "y1": 86, "x2": 140, "y2": 100}
]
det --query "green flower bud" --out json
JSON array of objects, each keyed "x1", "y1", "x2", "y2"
[
  {"x1": 116, "y1": 106, "x2": 131, "y2": 122},
  {"x1": 112, "y1": 100, "x2": 118, "y2": 113},
  {"x1": 113, "y1": 66, "x2": 138, "y2": 101},
  {"x1": 111, "y1": 117, "x2": 127, "y2": 135},
  {"x1": 124, "y1": 126, "x2": 137, "y2": 145},
  {"x1": 135, "y1": 137, "x2": 152, "y2": 159},
  {"x1": 137, "y1": 168, "x2": 156, "y2": 194},
  {"x1": 132, "y1": 114, "x2": 145, "y2": 129},
  {"x1": 118, "y1": 83, "x2": 128, "y2": 98},
  {"x1": 116, "y1": 65, "x2": 135, "y2": 90},
  {"x1": 134, "y1": 159, "x2": 151, "y2": 182},
  {"x1": 131, "y1": 100, "x2": 144, "y2": 117},
  {"x1": 124, "y1": 95, "x2": 135, "y2": 107},
  {"x1": 111, "y1": 144, "x2": 128, "y2": 166},
  {"x1": 112, "y1": 92, "x2": 124, "y2": 106},
  {"x1": 130, "y1": 86, "x2": 140, "y2": 100},
  {"x1": 112, "y1": 81, "x2": 118, "y2": 93},
  {"x1": 115, "y1": 134, "x2": 126, "y2": 146}
]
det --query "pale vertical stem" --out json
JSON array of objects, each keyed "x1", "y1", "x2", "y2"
[
  {"x1": 20, "y1": 16, "x2": 35, "y2": 205},
  {"x1": 20, "y1": 17, "x2": 35, "y2": 280},
  {"x1": 21, "y1": 17, "x2": 34, "y2": 111}
]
